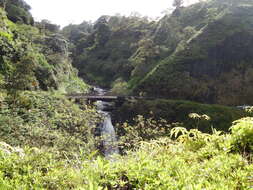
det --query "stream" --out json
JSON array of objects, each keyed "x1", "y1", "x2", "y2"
[{"x1": 93, "y1": 87, "x2": 119, "y2": 157}]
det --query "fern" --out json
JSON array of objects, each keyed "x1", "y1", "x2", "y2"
[
  {"x1": 230, "y1": 117, "x2": 253, "y2": 153},
  {"x1": 170, "y1": 127, "x2": 188, "y2": 138}
]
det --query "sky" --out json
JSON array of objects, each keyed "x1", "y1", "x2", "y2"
[{"x1": 25, "y1": 0, "x2": 199, "y2": 27}]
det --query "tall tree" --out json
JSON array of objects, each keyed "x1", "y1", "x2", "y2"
[{"x1": 173, "y1": 0, "x2": 184, "y2": 8}]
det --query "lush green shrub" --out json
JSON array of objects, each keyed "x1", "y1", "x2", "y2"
[
  {"x1": 0, "y1": 91, "x2": 101, "y2": 156},
  {"x1": 111, "y1": 78, "x2": 129, "y2": 95},
  {"x1": 114, "y1": 99, "x2": 248, "y2": 133},
  {"x1": 0, "y1": 147, "x2": 84, "y2": 190},
  {"x1": 230, "y1": 117, "x2": 253, "y2": 154},
  {"x1": 81, "y1": 129, "x2": 252, "y2": 189},
  {"x1": 117, "y1": 115, "x2": 171, "y2": 152},
  {"x1": 0, "y1": 112, "x2": 252, "y2": 189}
]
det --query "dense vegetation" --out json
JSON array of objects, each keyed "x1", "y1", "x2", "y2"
[
  {"x1": 62, "y1": 15, "x2": 156, "y2": 88},
  {"x1": 0, "y1": 117, "x2": 253, "y2": 189},
  {"x1": 113, "y1": 99, "x2": 249, "y2": 133},
  {"x1": 135, "y1": 0, "x2": 253, "y2": 105},
  {"x1": 0, "y1": 0, "x2": 253, "y2": 189},
  {"x1": 64, "y1": 0, "x2": 253, "y2": 105},
  {"x1": 0, "y1": 91, "x2": 100, "y2": 156},
  {"x1": 0, "y1": 5, "x2": 88, "y2": 94}
]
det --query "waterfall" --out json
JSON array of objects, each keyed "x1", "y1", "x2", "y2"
[
  {"x1": 101, "y1": 112, "x2": 119, "y2": 157},
  {"x1": 93, "y1": 87, "x2": 119, "y2": 157}
]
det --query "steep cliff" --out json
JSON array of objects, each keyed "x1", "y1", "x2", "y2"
[
  {"x1": 0, "y1": 5, "x2": 88, "y2": 94},
  {"x1": 134, "y1": 0, "x2": 253, "y2": 105}
]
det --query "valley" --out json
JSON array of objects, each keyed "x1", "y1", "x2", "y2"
[{"x1": 0, "y1": 0, "x2": 253, "y2": 189}]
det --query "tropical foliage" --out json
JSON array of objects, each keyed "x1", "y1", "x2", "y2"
[
  {"x1": 0, "y1": 116, "x2": 252, "y2": 189},
  {"x1": 64, "y1": 0, "x2": 253, "y2": 105},
  {"x1": 0, "y1": 0, "x2": 253, "y2": 189},
  {"x1": 114, "y1": 99, "x2": 249, "y2": 133}
]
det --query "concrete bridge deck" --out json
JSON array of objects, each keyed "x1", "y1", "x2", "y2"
[
  {"x1": 67, "y1": 95, "x2": 120, "y2": 101},
  {"x1": 66, "y1": 93, "x2": 153, "y2": 102}
]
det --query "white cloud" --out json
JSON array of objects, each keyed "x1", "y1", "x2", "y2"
[{"x1": 25, "y1": 0, "x2": 199, "y2": 27}]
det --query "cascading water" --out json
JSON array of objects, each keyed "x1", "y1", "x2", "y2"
[
  {"x1": 93, "y1": 88, "x2": 119, "y2": 157},
  {"x1": 100, "y1": 111, "x2": 119, "y2": 157}
]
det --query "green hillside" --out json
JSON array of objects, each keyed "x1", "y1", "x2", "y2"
[
  {"x1": 66, "y1": 0, "x2": 253, "y2": 105},
  {"x1": 0, "y1": 4, "x2": 88, "y2": 94},
  {"x1": 0, "y1": 0, "x2": 253, "y2": 189},
  {"x1": 134, "y1": 0, "x2": 253, "y2": 105}
]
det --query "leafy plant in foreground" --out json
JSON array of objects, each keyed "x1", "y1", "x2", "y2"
[
  {"x1": 117, "y1": 115, "x2": 171, "y2": 152},
  {"x1": 230, "y1": 117, "x2": 253, "y2": 155}
]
